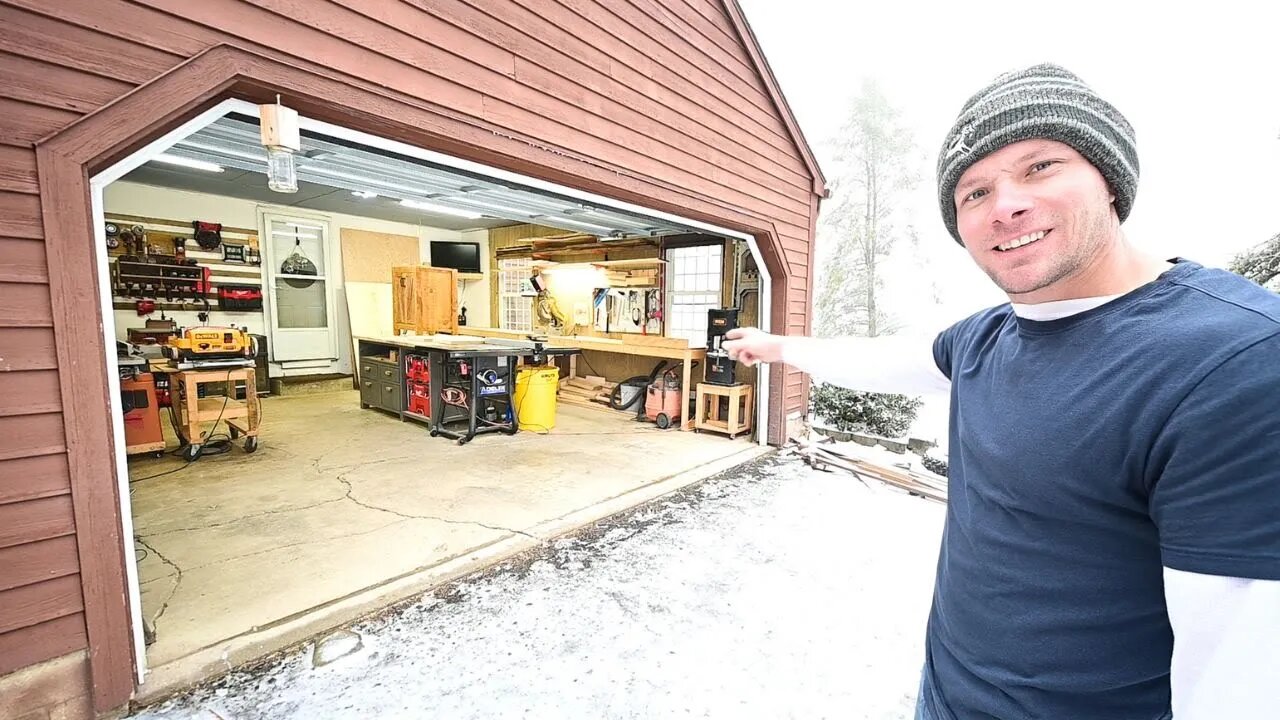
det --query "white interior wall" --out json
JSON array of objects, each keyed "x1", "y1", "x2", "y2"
[
  {"x1": 456, "y1": 229, "x2": 491, "y2": 326},
  {"x1": 104, "y1": 181, "x2": 488, "y2": 377}
]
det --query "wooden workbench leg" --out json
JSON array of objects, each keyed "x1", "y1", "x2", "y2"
[
  {"x1": 680, "y1": 350, "x2": 692, "y2": 430},
  {"x1": 246, "y1": 368, "x2": 259, "y2": 434},
  {"x1": 569, "y1": 354, "x2": 577, "y2": 379},
  {"x1": 728, "y1": 385, "x2": 740, "y2": 437},
  {"x1": 184, "y1": 373, "x2": 200, "y2": 444}
]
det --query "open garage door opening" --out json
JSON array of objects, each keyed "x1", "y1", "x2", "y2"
[{"x1": 95, "y1": 101, "x2": 774, "y2": 699}]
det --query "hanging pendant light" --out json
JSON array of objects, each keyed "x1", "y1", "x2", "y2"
[{"x1": 259, "y1": 95, "x2": 300, "y2": 193}]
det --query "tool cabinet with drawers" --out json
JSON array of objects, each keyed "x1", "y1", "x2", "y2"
[{"x1": 359, "y1": 355, "x2": 403, "y2": 415}]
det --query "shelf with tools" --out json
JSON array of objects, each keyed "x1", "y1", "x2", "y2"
[{"x1": 106, "y1": 212, "x2": 263, "y2": 312}]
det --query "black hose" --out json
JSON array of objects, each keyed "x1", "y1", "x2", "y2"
[{"x1": 609, "y1": 359, "x2": 669, "y2": 415}]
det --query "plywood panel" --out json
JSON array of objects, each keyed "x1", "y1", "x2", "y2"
[
  {"x1": 344, "y1": 280, "x2": 393, "y2": 367},
  {"x1": 0, "y1": 535, "x2": 79, "y2": 593},
  {"x1": 0, "y1": 612, "x2": 86, "y2": 677},
  {"x1": 0, "y1": 575, "x2": 83, "y2": 635},
  {"x1": 0, "y1": 495, "x2": 75, "y2": 550},
  {"x1": 340, "y1": 228, "x2": 420, "y2": 284},
  {"x1": 0, "y1": 452, "x2": 70, "y2": 506}
]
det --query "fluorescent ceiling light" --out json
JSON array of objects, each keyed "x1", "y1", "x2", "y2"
[
  {"x1": 152, "y1": 153, "x2": 224, "y2": 172},
  {"x1": 399, "y1": 198, "x2": 482, "y2": 219},
  {"x1": 351, "y1": 191, "x2": 378, "y2": 199},
  {"x1": 464, "y1": 200, "x2": 538, "y2": 217},
  {"x1": 551, "y1": 216, "x2": 616, "y2": 234}
]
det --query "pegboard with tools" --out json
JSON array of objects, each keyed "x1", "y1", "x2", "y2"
[{"x1": 105, "y1": 213, "x2": 262, "y2": 313}]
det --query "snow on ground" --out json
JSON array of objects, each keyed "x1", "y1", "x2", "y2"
[{"x1": 130, "y1": 454, "x2": 945, "y2": 720}]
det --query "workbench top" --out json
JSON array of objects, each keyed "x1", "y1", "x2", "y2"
[
  {"x1": 353, "y1": 334, "x2": 578, "y2": 356},
  {"x1": 456, "y1": 327, "x2": 705, "y2": 360}
]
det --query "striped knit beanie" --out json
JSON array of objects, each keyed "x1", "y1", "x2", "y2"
[{"x1": 936, "y1": 63, "x2": 1139, "y2": 245}]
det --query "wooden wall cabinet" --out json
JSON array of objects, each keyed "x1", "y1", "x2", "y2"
[{"x1": 392, "y1": 265, "x2": 459, "y2": 335}]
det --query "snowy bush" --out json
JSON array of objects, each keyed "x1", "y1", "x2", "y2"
[{"x1": 810, "y1": 383, "x2": 922, "y2": 439}]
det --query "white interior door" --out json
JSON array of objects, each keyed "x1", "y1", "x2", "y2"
[{"x1": 262, "y1": 212, "x2": 338, "y2": 362}]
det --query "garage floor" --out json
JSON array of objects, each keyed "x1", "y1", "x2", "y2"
[{"x1": 126, "y1": 389, "x2": 762, "y2": 686}]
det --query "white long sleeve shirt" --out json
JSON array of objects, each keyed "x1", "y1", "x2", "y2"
[{"x1": 781, "y1": 297, "x2": 1279, "y2": 719}]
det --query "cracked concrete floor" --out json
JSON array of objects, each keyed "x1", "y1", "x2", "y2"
[
  {"x1": 128, "y1": 389, "x2": 754, "y2": 673},
  {"x1": 129, "y1": 454, "x2": 944, "y2": 720}
]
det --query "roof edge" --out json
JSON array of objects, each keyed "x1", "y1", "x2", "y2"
[{"x1": 722, "y1": 0, "x2": 829, "y2": 198}]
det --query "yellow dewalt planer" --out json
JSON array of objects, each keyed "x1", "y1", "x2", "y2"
[{"x1": 163, "y1": 326, "x2": 256, "y2": 369}]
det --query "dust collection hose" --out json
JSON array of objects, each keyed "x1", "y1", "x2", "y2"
[{"x1": 610, "y1": 360, "x2": 670, "y2": 416}]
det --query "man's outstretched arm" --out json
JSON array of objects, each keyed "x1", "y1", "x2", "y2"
[{"x1": 721, "y1": 327, "x2": 951, "y2": 396}]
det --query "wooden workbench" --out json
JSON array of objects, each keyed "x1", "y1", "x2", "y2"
[{"x1": 456, "y1": 327, "x2": 706, "y2": 430}]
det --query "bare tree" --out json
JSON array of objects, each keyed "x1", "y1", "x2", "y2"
[{"x1": 814, "y1": 80, "x2": 918, "y2": 338}]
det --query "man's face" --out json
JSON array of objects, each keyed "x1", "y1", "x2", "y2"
[{"x1": 953, "y1": 139, "x2": 1118, "y2": 302}]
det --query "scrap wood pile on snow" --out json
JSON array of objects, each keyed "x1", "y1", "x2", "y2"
[{"x1": 789, "y1": 435, "x2": 949, "y2": 503}]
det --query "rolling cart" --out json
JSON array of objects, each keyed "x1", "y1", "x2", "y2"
[{"x1": 167, "y1": 365, "x2": 261, "y2": 461}]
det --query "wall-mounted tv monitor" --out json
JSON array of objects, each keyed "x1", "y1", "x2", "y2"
[{"x1": 430, "y1": 241, "x2": 481, "y2": 274}]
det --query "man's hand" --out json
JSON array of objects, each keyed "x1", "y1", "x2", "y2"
[{"x1": 721, "y1": 327, "x2": 785, "y2": 367}]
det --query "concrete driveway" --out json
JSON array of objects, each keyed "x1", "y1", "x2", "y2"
[{"x1": 130, "y1": 454, "x2": 945, "y2": 719}]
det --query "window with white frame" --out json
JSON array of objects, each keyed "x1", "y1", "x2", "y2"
[
  {"x1": 665, "y1": 244, "x2": 723, "y2": 347},
  {"x1": 498, "y1": 257, "x2": 533, "y2": 332}
]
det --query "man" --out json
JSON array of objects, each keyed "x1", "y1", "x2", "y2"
[{"x1": 723, "y1": 64, "x2": 1280, "y2": 719}]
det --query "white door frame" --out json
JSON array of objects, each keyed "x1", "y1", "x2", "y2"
[{"x1": 89, "y1": 98, "x2": 776, "y2": 682}]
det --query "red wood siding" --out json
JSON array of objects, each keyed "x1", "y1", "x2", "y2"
[{"x1": 0, "y1": 0, "x2": 821, "y2": 705}]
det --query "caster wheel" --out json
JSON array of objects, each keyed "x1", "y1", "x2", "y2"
[
  {"x1": 655, "y1": 413, "x2": 671, "y2": 430},
  {"x1": 243, "y1": 437, "x2": 258, "y2": 453},
  {"x1": 229, "y1": 426, "x2": 241, "y2": 440},
  {"x1": 154, "y1": 451, "x2": 165, "y2": 459},
  {"x1": 429, "y1": 430, "x2": 439, "y2": 438},
  {"x1": 457, "y1": 438, "x2": 470, "y2": 446},
  {"x1": 181, "y1": 444, "x2": 201, "y2": 462}
]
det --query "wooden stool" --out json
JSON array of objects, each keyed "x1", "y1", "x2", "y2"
[{"x1": 695, "y1": 383, "x2": 753, "y2": 439}]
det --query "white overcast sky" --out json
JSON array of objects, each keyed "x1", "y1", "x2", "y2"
[{"x1": 738, "y1": 0, "x2": 1280, "y2": 318}]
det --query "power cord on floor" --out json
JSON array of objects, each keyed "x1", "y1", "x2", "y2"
[{"x1": 134, "y1": 368, "x2": 241, "y2": 482}]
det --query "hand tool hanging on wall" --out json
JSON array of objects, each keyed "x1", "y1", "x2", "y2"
[
  {"x1": 193, "y1": 220, "x2": 223, "y2": 250},
  {"x1": 118, "y1": 228, "x2": 138, "y2": 261},
  {"x1": 105, "y1": 222, "x2": 120, "y2": 249}
]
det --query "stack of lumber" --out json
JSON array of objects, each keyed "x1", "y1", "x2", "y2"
[
  {"x1": 557, "y1": 375, "x2": 625, "y2": 413},
  {"x1": 793, "y1": 436, "x2": 948, "y2": 503},
  {"x1": 528, "y1": 233, "x2": 599, "y2": 248},
  {"x1": 604, "y1": 268, "x2": 660, "y2": 287}
]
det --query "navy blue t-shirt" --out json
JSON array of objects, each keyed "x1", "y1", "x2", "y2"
[{"x1": 921, "y1": 259, "x2": 1280, "y2": 719}]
